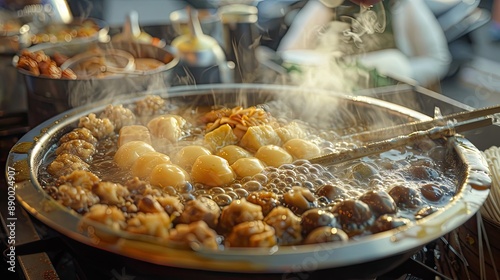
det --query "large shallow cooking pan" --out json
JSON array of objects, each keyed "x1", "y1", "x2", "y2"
[{"x1": 6, "y1": 84, "x2": 491, "y2": 277}]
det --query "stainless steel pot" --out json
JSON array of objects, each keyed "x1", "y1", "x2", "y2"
[
  {"x1": 6, "y1": 84, "x2": 491, "y2": 276},
  {"x1": 14, "y1": 41, "x2": 179, "y2": 127}
]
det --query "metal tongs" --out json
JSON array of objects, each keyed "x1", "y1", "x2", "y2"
[{"x1": 309, "y1": 105, "x2": 500, "y2": 166}]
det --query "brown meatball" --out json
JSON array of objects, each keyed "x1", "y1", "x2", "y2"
[
  {"x1": 349, "y1": 162, "x2": 378, "y2": 181},
  {"x1": 219, "y1": 198, "x2": 263, "y2": 233},
  {"x1": 304, "y1": 227, "x2": 349, "y2": 245},
  {"x1": 283, "y1": 186, "x2": 317, "y2": 215},
  {"x1": 331, "y1": 199, "x2": 374, "y2": 236},
  {"x1": 300, "y1": 208, "x2": 339, "y2": 237},
  {"x1": 55, "y1": 139, "x2": 96, "y2": 162},
  {"x1": 264, "y1": 206, "x2": 302, "y2": 245},
  {"x1": 371, "y1": 214, "x2": 411, "y2": 234},
  {"x1": 168, "y1": 221, "x2": 220, "y2": 250},
  {"x1": 316, "y1": 184, "x2": 348, "y2": 202},
  {"x1": 388, "y1": 185, "x2": 423, "y2": 209},
  {"x1": 47, "y1": 153, "x2": 90, "y2": 178},
  {"x1": 420, "y1": 183, "x2": 445, "y2": 202},
  {"x1": 225, "y1": 220, "x2": 277, "y2": 248},
  {"x1": 246, "y1": 191, "x2": 280, "y2": 216},
  {"x1": 359, "y1": 190, "x2": 397, "y2": 217},
  {"x1": 99, "y1": 104, "x2": 137, "y2": 132},
  {"x1": 177, "y1": 197, "x2": 221, "y2": 229},
  {"x1": 59, "y1": 127, "x2": 98, "y2": 145},
  {"x1": 406, "y1": 165, "x2": 440, "y2": 181}
]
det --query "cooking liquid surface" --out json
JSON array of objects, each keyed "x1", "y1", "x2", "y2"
[{"x1": 38, "y1": 98, "x2": 458, "y2": 248}]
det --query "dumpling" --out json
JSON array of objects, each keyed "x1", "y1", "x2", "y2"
[
  {"x1": 283, "y1": 139, "x2": 321, "y2": 160},
  {"x1": 216, "y1": 145, "x2": 252, "y2": 165},
  {"x1": 114, "y1": 141, "x2": 155, "y2": 169},
  {"x1": 255, "y1": 145, "x2": 293, "y2": 167},
  {"x1": 149, "y1": 163, "x2": 190, "y2": 188},
  {"x1": 191, "y1": 155, "x2": 235, "y2": 187},
  {"x1": 231, "y1": 157, "x2": 265, "y2": 178},
  {"x1": 172, "y1": 145, "x2": 212, "y2": 171},
  {"x1": 131, "y1": 152, "x2": 171, "y2": 179}
]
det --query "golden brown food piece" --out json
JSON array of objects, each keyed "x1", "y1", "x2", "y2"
[
  {"x1": 126, "y1": 212, "x2": 172, "y2": 239},
  {"x1": 47, "y1": 153, "x2": 90, "y2": 178},
  {"x1": 219, "y1": 198, "x2": 263, "y2": 233},
  {"x1": 304, "y1": 227, "x2": 349, "y2": 245},
  {"x1": 16, "y1": 56, "x2": 40, "y2": 76},
  {"x1": 136, "y1": 195, "x2": 165, "y2": 213},
  {"x1": 53, "y1": 52, "x2": 69, "y2": 66},
  {"x1": 216, "y1": 145, "x2": 252, "y2": 165},
  {"x1": 156, "y1": 195, "x2": 184, "y2": 216},
  {"x1": 172, "y1": 145, "x2": 212, "y2": 171},
  {"x1": 264, "y1": 206, "x2": 302, "y2": 245},
  {"x1": 246, "y1": 191, "x2": 280, "y2": 216},
  {"x1": 99, "y1": 104, "x2": 137, "y2": 132},
  {"x1": 255, "y1": 145, "x2": 293, "y2": 167},
  {"x1": 83, "y1": 204, "x2": 126, "y2": 231},
  {"x1": 55, "y1": 139, "x2": 96, "y2": 162},
  {"x1": 131, "y1": 152, "x2": 170, "y2": 179},
  {"x1": 177, "y1": 197, "x2": 220, "y2": 229},
  {"x1": 204, "y1": 124, "x2": 238, "y2": 152},
  {"x1": 231, "y1": 157, "x2": 265, "y2": 178},
  {"x1": 283, "y1": 186, "x2": 317, "y2": 215},
  {"x1": 78, "y1": 113, "x2": 115, "y2": 139},
  {"x1": 225, "y1": 220, "x2": 277, "y2": 248},
  {"x1": 61, "y1": 68, "x2": 77, "y2": 79},
  {"x1": 56, "y1": 184, "x2": 100, "y2": 212},
  {"x1": 203, "y1": 106, "x2": 272, "y2": 136},
  {"x1": 59, "y1": 127, "x2": 98, "y2": 145},
  {"x1": 56, "y1": 170, "x2": 100, "y2": 190},
  {"x1": 92, "y1": 181, "x2": 130, "y2": 205},
  {"x1": 118, "y1": 125, "x2": 152, "y2": 147},
  {"x1": 168, "y1": 220, "x2": 220, "y2": 250},
  {"x1": 114, "y1": 140, "x2": 155, "y2": 170},
  {"x1": 149, "y1": 163, "x2": 190, "y2": 188},
  {"x1": 147, "y1": 115, "x2": 187, "y2": 144},
  {"x1": 283, "y1": 139, "x2": 321, "y2": 160},
  {"x1": 135, "y1": 95, "x2": 165, "y2": 117},
  {"x1": 191, "y1": 155, "x2": 235, "y2": 187},
  {"x1": 239, "y1": 125, "x2": 281, "y2": 152}
]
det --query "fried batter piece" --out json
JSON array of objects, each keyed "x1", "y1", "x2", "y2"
[
  {"x1": 219, "y1": 198, "x2": 263, "y2": 233},
  {"x1": 99, "y1": 104, "x2": 137, "y2": 132},
  {"x1": 55, "y1": 139, "x2": 96, "y2": 162},
  {"x1": 135, "y1": 95, "x2": 165, "y2": 117},
  {"x1": 78, "y1": 113, "x2": 115, "y2": 139},
  {"x1": 168, "y1": 220, "x2": 220, "y2": 250},
  {"x1": 92, "y1": 181, "x2": 130, "y2": 205},
  {"x1": 83, "y1": 204, "x2": 126, "y2": 231},
  {"x1": 47, "y1": 153, "x2": 90, "y2": 178},
  {"x1": 225, "y1": 220, "x2": 277, "y2": 248},
  {"x1": 264, "y1": 206, "x2": 302, "y2": 245},
  {"x1": 126, "y1": 212, "x2": 172, "y2": 239},
  {"x1": 56, "y1": 184, "x2": 100, "y2": 212},
  {"x1": 177, "y1": 197, "x2": 220, "y2": 229},
  {"x1": 56, "y1": 169, "x2": 100, "y2": 190},
  {"x1": 59, "y1": 127, "x2": 98, "y2": 146}
]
